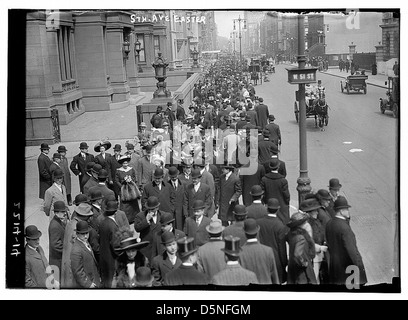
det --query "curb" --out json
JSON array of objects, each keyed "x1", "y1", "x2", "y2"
[{"x1": 319, "y1": 71, "x2": 387, "y2": 89}]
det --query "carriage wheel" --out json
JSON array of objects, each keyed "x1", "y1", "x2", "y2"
[
  {"x1": 363, "y1": 86, "x2": 367, "y2": 94},
  {"x1": 393, "y1": 103, "x2": 398, "y2": 118},
  {"x1": 294, "y1": 102, "x2": 299, "y2": 123},
  {"x1": 341, "y1": 82, "x2": 344, "y2": 93}
]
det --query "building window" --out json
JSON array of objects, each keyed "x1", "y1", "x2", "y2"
[
  {"x1": 136, "y1": 34, "x2": 146, "y2": 62},
  {"x1": 57, "y1": 26, "x2": 75, "y2": 81},
  {"x1": 154, "y1": 35, "x2": 160, "y2": 57}
]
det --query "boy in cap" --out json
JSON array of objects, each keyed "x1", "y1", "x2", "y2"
[
  {"x1": 70, "y1": 142, "x2": 95, "y2": 193},
  {"x1": 38, "y1": 142, "x2": 52, "y2": 199}
]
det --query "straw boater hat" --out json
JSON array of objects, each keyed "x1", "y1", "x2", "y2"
[{"x1": 115, "y1": 237, "x2": 150, "y2": 253}]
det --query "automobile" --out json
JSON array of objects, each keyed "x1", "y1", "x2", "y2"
[
  {"x1": 341, "y1": 74, "x2": 368, "y2": 94},
  {"x1": 379, "y1": 76, "x2": 399, "y2": 118}
]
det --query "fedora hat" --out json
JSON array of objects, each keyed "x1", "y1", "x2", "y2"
[
  {"x1": 86, "y1": 162, "x2": 95, "y2": 172},
  {"x1": 177, "y1": 237, "x2": 198, "y2": 258},
  {"x1": 145, "y1": 196, "x2": 160, "y2": 210},
  {"x1": 286, "y1": 211, "x2": 310, "y2": 229},
  {"x1": 244, "y1": 218, "x2": 260, "y2": 235},
  {"x1": 168, "y1": 167, "x2": 179, "y2": 178},
  {"x1": 98, "y1": 169, "x2": 109, "y2": 179},
  {"x1": 53, "y1": 201, "x2": 67, "y2": 212},
  {"x1": 91, "y1": 164, "x2": 102, "y2": 174},
  {"x1": 79, "y1": 142, "x2": 89, "y2": 149},
  {"x1": 191, "y1": 169, "x2": 202, "y2": 179},
  {"x1": 113, "y1": 144, "x2": 122, "y2": 151},
  {"x1": 192, "y1": 200, "x2": 206, "y2": 211},
  {"x1": 25, "y1": 225, "x2": 42, "y2": 239},
  {"x1": 57, "y1": 145, "x2": 67, "y2": 153},
  {"x1": 316, "y1": 189, "x2": 332, "y2": 201},
  {"x1": 105, "y1": 200, "x2": 118, "y2": 214},
  {"x1": 52, "y1": 153, "x2": 62, "y2": 160},
  {"x1": 134, "y1": 267, "x2": 154, "y2": 287},
  {"x1": 221, "y1": 235, "x2": 242, "y2": 257},
  {"x1": 206, "y1": 219, "x2": 225, "y2": 235},
  {"x1": 328, "y1": 178, "x2": 342, "y2": 190},
  {"x1": 74, "y1": 194, "x2": 89, "y2": 205},
  {"x1": 94, "y1": 140, "x2": 112, "y2": 153},
  {"x1": 250, "y1": 185, "x2": 264, "y2": 197},
  {"x1": 74, "y1": 203, "x2": 93, "y2": 217},
  {"x1": 269, "y1": 159, "x2": 280, "y2": 170},
  {"x1": 267, "y1": 198, "x2": 280, "y2": 210},
  {"x1": 75, "y1": 220, "x2": 92, "y2": 234},
  {"x1": 118, "y1": 155, "x2": 131, "y2": 164},
  {"x1": 233, "y1": 204, "x2": 248, "y2": 216},
  {"x1": 333, "y1": 196, "x2": 351, "y2": 211},
  {"x1": 154, "y1": 168, "x2": 164, "y2": 179},
  {"x1": 40, "y1": 143, "x2": 50, "y2": 150},
  {"x1": 89, "y1": 189, "x2": 103, "y2": 202},
  {"x1": 53, "y1": 168, "x2": 64, "y2": 179},
  {"x1": 299, "y1": 199, "x2": 321, "y2": 212},
  {"x1": 161, "y1": 230, "x2": 176, "y2": 245},
  {"x1": 160, "y1": 211, "x2": 175, "y2": 225},
  {"x1": 115, "y1": 237, "x2": 150, "y2": 252}
]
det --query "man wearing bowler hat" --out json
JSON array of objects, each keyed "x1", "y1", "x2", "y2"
[
  {"x1": 142, "y1": 168, "x2": 175, "y2": 214},
  {"x1": 164, "y1": 101, "x2": 176, "y2": 131},
  {"x1": 84, "y1": 164, "x2": 102, "y2": 196},
  {"x1": 88, "y1": 169, "x2": 115, "y2": 201},
  {"x1": 178, "y1": 158, "x2": 193, "y2": 185},
  {"x1": 219, "y1": 164, "x2": 242, "y2": 226},
  {"x1": 134, "y1": 196, "x2": 163, "y2": 261},
  {"x1": 43, "y1": 168, "x2": 68, "y2": 219},
  {"x1": 212, "y1": 235, "x2": 259, "y2": 286},
  {"x1": 325, "y1": 196, "x2": 367, "y2": 286},
  {"x1": 167, "y1": 166, "x2": 186, "y2": 230},
  {"x1": 70, "y1": 142, "x2": 95, "y2": 193},
  {"x1": 163, "y1": 237, "x2": 210, "y2": 286},
  {"x1": 265, "y1": 114, "x2": 281, "y2": 147},
  {"x1": 222, "y1": 204, "x2": 248, "y2": 246},
  {"x1": 38, "y1": 142, "x2": 52, "y2": 199},
  {"x1": 151, "y1": 230, "x2": 182, "y2": 286},
  {"x1": 57, "y1": 145, "x2": 72, "y2": 206},
  {"x1": 255, "y1": 97, "x2": 269, "y2": 130},
  {"x1": 106, "y1": 144, "x2": 123, "y2": 199},
  {"x1": 184, "y1": 200, "x2": 211, "y2": 247},
  {"x1": 48, "y1": 200, "x2": 68, "y2": 275},
  {"x1": 49, "y1": 153, "x2": 62, "y2": 183},
  {"x1": 240, "y1": 218, "x2": 280, "y2": 284},
  {"x1": 183, "y1": 169, "x2": 213, "y2": 219},
  {"x1": 246, "y1": 185, "x2": 268, "y2": 220},
  {"x1": 196, "y1": 219, "x2": 226, "y2": 279},
  {"x1": 25, "y1": 225, "x2": 52, "y2": 288},
  {"x1": 328, "y1": 178, "x2": 344, "y2": 212},
  {"x1": 70, "y1": 221, "x2": 101, "y2": 288},
  {"x1": 257, "y1": 198, "x2": 289, "y2": 284}
]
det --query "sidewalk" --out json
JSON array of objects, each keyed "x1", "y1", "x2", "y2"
[{"x1": 319, "y1": 67, "x2": 388, "y2": 89}]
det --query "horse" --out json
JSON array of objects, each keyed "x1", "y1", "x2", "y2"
[{"x1": 313, "y1": 98, "x2": 329, "y2": 131}]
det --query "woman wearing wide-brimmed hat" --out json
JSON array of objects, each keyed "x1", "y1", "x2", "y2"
[
  {"x1": 112, "y1": 230, "x2": 150, "y2": 288},
  {"x1": 285, "y1": 211, "x2": 317, "y2": 285},
  {"x1": 115, "y1": 154, "x2": 140, "y2": 224},
  {"x1": 94, "y1": 139, "x2": 112, "y2": 173}
]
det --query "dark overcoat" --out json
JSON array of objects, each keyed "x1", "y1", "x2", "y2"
[
  {"x1": 183, "y1": 183, "x2": 213, "y2": 218},
  {"x1": 255, "y1": 104, "x2": 269, "y2": 129},
  {"x1": 142, "y1": 181, "x2": 175, "y2": 214},
  {"x1": 166, "y1": 179, "x2": 186, "y2": 230},
  {"x1": 48, "y1": 215, "x2": 66, "y2": 272},
  {"x1": 151, "y1": 252, "x2": 182, "y2": 286},
  {"x1": 38, "y1": 153, "x2": 52, "y2": 199},
  {"x1": 246, "y1": 202, "x2": 268, "y2": 220},
  {"x1": 183, "y1": 216, "x2": 211, "y2": 247},
  {"x1": 134, "y1": 210, "x2": 164, "y2": 261},
  {"x1": 163, "y1": 264, "x2": 210, "y2": 286},
  {"x1": 70, "y1": 152, "x2": 95, "y2": 193},
  {"x1": 99, "y1": 217, "x2": 120, "y2": 288},
  {"x1": 219, "y1": 173, "x2": 242, "y2": 223},
  {"x1": 240, "y1": 163, "x2": 265, "y2": 206}
]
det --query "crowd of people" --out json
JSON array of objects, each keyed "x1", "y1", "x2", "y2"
[{"x1": 27, "y1": 56, "x2": 367, "y2": 289}]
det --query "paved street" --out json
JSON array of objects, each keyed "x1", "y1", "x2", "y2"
[{"x1": 24, "y1": 64, "x2": 398, "y2": 286}]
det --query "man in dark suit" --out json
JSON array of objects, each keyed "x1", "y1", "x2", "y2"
[
  {"x1": 178, "y1": 161, "x2": 193, "y2": 186},
  {"x1": 164, "y1": 101, "x2": 176, "y2": 131},
  {"x1": 151, "y1": 231, "x2": 182, "y2": 286},
  {"x1": 151, "y1": 106, "x2": 164, "y2": 129},
  {"x1": 70, "y1": 142, "x2": 95, "y2": 193},
  {"x1": 265, "y1": 114, "x2": 281, "y2": 146},
  {"x1": 163, "y1": 237, "x2": 210, "y2": 286},
  {"x1": 25, "y1": 225, "x2": 52, "y2": 288},
  {"x1": 325, "y1": 197, "x2": 367, "y2": 286},
  {"x1": 196, "y1": 219, "x2": 226, "y2": 279},
  {"x1": 38, "y1": 143, "x2": 52, "y2": 199},
  {"x1": 142, "y1": 168, "x2": 175, "y2": 214},
  {"x1": 260, "y1": 159, "x2": 290, "y2": 225},
  {"x1": 258, "y1": 130, "x2": 276, "y2": 165},
  {"x1": 263, "y1": 143, "x2": 287, "y2": 178},
  {"x1": 106, "y1": 144, "x2": 123, "y2": 198},
  {"x1": 239, "y1": 150, "x2": 266, "y2": 206},
  {"x1": 257, "y1": 198, "x2": 289, "y2": 284},
  {"x1": 70, "y1": 221, "x2": 101, "y2": 288},
  {"x1": 184, "y1": 200, "x2": 211, "y2": 247},
  {"x1": 99, "y1": 200, "x2": 120, "y2": 288},
  {"x1": 246, "y1": 185, "x2": 268, "y2": 220},
  {"x1": 48, "y1": 201, "x2": 67, "y2": 276},
  {"x1": 240, "y1": 218, "x2": 280, "y2": 284},
  {"x1": 218, "y1": 165, "x2": 242, "y2": 226},
  {"x1": 134, "y1": 196, "x2": 163, "y2": 261},
  {"x1": 255, "y1": 97, "x2": 269, "y2": 130},
  {"x1": 212, "y1": 235, "x2": 259, "y2": 286},
  {"x1": 88, "y1": 169, "x2": 115, "y2": 201},
  {"x1": 222, "y1": 205, "x2": 248, "y2": 246},
  {"x1": 49, "y1": 153, "x2": 62, "y2": 181},
  {"x1": 183, "y1": 169, "x2": 213, "y2": 218},
  {"x1": 167, "y1": 167, "x2": 186, "y2": 230},
  {"x1": 83, "y1": 164, "x2": 102, "y2": 196},
  {"x1": 204, "y1": 155, "x2": 220, "y2": 209},
  {"x1": 176, "y1": 99, "x2": 186, "y2": 122}
]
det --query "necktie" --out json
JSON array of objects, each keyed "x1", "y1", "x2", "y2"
[
  {"x1": 86, "y1": 243, "x2": 92, "y2": 252},
  {"x1": 82, "y1": 153, "x2": 86, "y2": 160},
  {"x1": 173, "y1": 182, "x2": 177, "y2": 190},
  {"x1": 36, "y1": 247, "x2": 41, "y2": 254},
  {"x1": 196, "y1": 217, "x2": 200, "y2": 226}
]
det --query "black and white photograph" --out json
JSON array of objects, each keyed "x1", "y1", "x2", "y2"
[{"x1": 4, "y1": 1, "x2": 404, "y2": 302}]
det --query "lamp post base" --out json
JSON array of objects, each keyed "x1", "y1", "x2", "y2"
[{"x1": 296, "y1": 176, "x2": 312, "y2": 206}]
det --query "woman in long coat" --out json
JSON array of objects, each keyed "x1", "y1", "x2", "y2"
[
  {"x1": 286, "y1": 211, "x2": 317, "y2": 285},
  {"x1": 115, "y1": 155, "x2": 140, "y2": 224}
]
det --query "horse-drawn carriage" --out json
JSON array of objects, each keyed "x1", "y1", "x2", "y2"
[
  {"x1": 294, "y1": 84, "x2": 329, "y2": 130},
  {"x1": 341, "y1": 74, "x2": 368, "y2": 94}
]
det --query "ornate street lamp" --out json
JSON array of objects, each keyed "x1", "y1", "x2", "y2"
[
  {"x1": 191, "y1": 47, "x2": 199, "y2": 69},
  {"x1": 122, "y1": 39, "x2": 130, "y2": 60},
  {"x1": 152, "y1": 52, "x2": 171, "y2": 98},
  {"x1": 134, "y1": 39, "x2": 143, "y2": 73}
]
